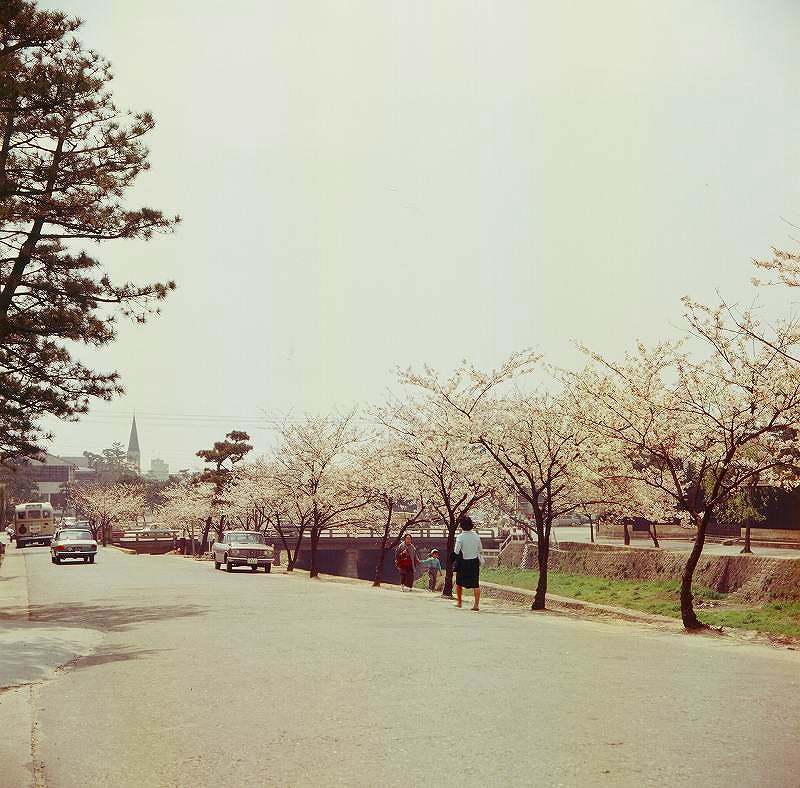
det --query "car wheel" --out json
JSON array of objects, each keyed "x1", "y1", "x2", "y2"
[
  {"x1": 226, "y1": 559, "x2": 232, "y2": 572},
  {"x1": 265, "y1": 564, "x2": 271, "y2": 573},
  {"x1": 83, "y1": 557, "x2": 89, "y2": 563},
  {"x1": 16, "y1": 541, "x2": 24, "y2": 549},
  {"x1": 53, "y1": 556, "x2": 60, "y2": 564},
  {"x1": 89, "y1": 555, "x2": 95, "y2": 564},
  {"x1": 50, "y1": 555, "x2": 56, "y2": 564}
]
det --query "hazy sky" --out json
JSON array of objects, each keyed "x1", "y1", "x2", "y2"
[{"x1": 39, "y1": 0, "x2": 800, "y2": 471}]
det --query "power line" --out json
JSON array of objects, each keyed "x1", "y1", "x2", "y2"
[{"x1": 55, "y1": 409, "x2": 307, "y2": 425}]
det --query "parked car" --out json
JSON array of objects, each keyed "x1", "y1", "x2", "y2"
[
  {"x1": 553, "y1": 513, "x2": 590, "y2": 527},
  {"x1": 50, "y1": 528, "x2": 98, "y2": 564},
  {"x1": 212, "y1": 531, "x2": 274, "y2": 573}
]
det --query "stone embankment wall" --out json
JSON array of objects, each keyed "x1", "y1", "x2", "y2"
[{"x1": 498, "y1": 541, "x2": 800, "y2": 603}]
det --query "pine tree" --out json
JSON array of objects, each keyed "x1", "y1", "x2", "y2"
[{"x1": 0, "y1": 1, "x2": 179, "y2": 463}]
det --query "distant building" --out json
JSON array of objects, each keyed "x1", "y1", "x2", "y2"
[
  {"x1": 126, "y1": 415, "x2": 141, "y2": 474},
  {"x1": 60, "y1": 455, "x2": 91, "y2": 469},
  {"x1": 27, "y1": 454, "x2": 75, "y2": 503},
  {"x1": 147, "y1": 458, "x2": 170, "y2": 482},
  {"x1": 58, "y1": 455, "x2": 97, "y2": 484}
]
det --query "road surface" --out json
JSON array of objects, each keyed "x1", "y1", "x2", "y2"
[{"x1": 1, "y1": 543, "x2": 798, "y2": 787}]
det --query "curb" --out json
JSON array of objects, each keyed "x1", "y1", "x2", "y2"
[{"x1": 107, "y1": 545, "x2": 137, "y2": 555}]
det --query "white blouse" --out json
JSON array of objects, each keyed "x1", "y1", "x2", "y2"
[{"x1": 455, "y1": 529, "x2": 483, "y2": 561}]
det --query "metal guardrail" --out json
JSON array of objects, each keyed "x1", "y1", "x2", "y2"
[
  {"x1": 116, "y1": 526, "x2": 502, "y2": 545},
  {"x1": 308, "y1": 526, "x2": 499, "y2": 540},
  {"x1": 118, "y1": 531, "x2": 177, "y2": 543}
]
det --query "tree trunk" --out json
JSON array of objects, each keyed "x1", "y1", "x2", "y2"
[
  {"x1": 740, "y1": 522, "x2": 752, "y2": 554},
  {"x1": 373, "y1": 529, "x2": 391, "y2": 587},
  {"x1": 200, "y1": 516, "x2": 213, "y2": 554},
  {"x1": 622, "y1": 521, "x2": 630, "y2": 546},
  {"x1": 589, "y1": 517, "x2": 594, "y2": 543},
  {"x1": 309, "y1": 527, "x2": 321, "y2": 578},
  {"x1": 649, "y1": 522, "x2": 659, "y2": 548},
  {"x1": 287, "y1": 526, "x2": 305, "y2": 571},
  {"x1": 679, "y1": 515, "x2": 709, "y2": 630},
  {"x1": 532, "y1": 533, "x2": 549, "y2": 610},
  {"x1": 274, "y1": 527, "x2": 292, "y2": 562},
  {"x1": 441, "y1": 521, "x2": 457, "y2": 598}
]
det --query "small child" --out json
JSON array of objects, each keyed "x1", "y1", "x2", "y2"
[{"x1": 418, "y1": 548, "x2": 442, "y2": 591}]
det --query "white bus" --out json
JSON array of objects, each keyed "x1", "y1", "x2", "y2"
[{"x1": 14, "y1": 502, "x2": 55, "y2": 548}]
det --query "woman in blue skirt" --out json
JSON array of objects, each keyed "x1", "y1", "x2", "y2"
[{"x1": 451, "y1": 514, "x2": 483, "y2": 610}]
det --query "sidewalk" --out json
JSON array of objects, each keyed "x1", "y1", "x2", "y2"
[
  {"x1": 0, "y1": 545, "x2": 105, "y2": 788},
  {"x1": 0, "y1": 546, "x2": 36, "y2": 788}
]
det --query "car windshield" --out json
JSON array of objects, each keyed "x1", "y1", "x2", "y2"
[
  {"x1": 60, "y1": 530, "x2": 93, "y2": 540},
  {"x1": 226, "y1": 532, "x2": 264, "y2": 544}
]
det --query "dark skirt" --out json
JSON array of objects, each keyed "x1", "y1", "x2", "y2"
[{"x1": 456, "y1": 557, "x2": 480, "y2": 589}]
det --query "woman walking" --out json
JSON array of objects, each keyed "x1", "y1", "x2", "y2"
[
  {"x1": 395, "y1": 533, "x2": 419, "y2": 591},
  {"x1": 452, "y1": 515, "x2": 483, "y2": 610}
]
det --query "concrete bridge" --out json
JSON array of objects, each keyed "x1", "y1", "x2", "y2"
[
  {"x1": 115, "y1": 526, "x2": 504, "y2": 584},
  {"x1": 283, "y1": 527, "x2": 503, "y2": 583}
]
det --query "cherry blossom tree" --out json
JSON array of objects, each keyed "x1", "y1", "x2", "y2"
[
  {"x1": 414, "y1": 353, "x2": 608, "y2": 608},
  {"x1": 571, "y1": 324, "x2": 800, "y2": 629},
  {"x1": 378, "y1": 356, "x2": 532, "y2": 597},
  {"x1": 226, "y1": 463, "x2": 270, "y2": 531},
  {"x1": 752, "y1": 245, "x2": 800, "y2": 290},
  {"x1": 268, "y1": 468, "x2": 311, "y2": 572},
  {"x1": 226, "y1": 459, "x2": 302, "y2": 566},
  {"x1": 390, "y1": 352, "x2": 613, "y2": 608},
  {"x1": 272, "y1": 413, "x2": 373, "y2": 578},
  {"x1": 470, "y1": 389, "x2": 602, "y2": 609},
  {"x1": 583, "y1": 467, "x2": 683, "y2": 548},
  {"x1": 700, "y1": 245, "x2": 800, "y2": 368},
  {"x1": 355, "y1": 441, "x2": 431, "y2": 586},
  {"x1": 70, "y1": 481, "x2": 146, "y2": 545},
  {"x1": 158, "y1": 478, "x2": 214, "y2": 556}
]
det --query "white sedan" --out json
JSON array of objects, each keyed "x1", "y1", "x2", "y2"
[
  {"x1": 212, "y1": 531, "x2": 274, "y2": 573},
  {"x1": 51, "y1": 528, "x2": 98, "y2": 564}
]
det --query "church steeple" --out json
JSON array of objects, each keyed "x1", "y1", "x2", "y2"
[{"x1": 127, "y1": 413, "x2": 141, "y2": 473}]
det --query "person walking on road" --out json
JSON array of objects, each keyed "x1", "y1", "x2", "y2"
[
  {"x1": 451, "y1": 515, "x2": 483, "y2": 610},
  {"x1": 395, "y1": 533, "x2": 419, "y2": 591}
]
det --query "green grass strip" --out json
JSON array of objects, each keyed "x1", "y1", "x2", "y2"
[{"x1": 476, "y1": 568, "x2": 800, "y2": 638}]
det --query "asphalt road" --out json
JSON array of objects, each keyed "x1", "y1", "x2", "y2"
[{"x1": 1, "y1": 544, "x2": 799, "y2": 788}]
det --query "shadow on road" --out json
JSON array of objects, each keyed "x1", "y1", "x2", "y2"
[
  {"x1": 0, "y1": 602, "x2": 208, "y2": 633},
  {"x1": 65, "y1": 647, "x2": 163, "y2": 671},
  {"x1": 0, "y1": 641, "x2": 164, "y2": 690}
]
